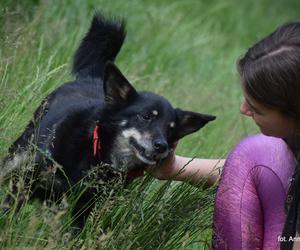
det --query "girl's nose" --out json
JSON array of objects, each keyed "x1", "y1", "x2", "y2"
[{"x1": 240, "y1": 101, "x2": 253, "y2": 117}]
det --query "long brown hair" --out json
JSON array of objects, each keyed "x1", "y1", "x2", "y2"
[{"x1": 238, "y1": 22, "x2": 300, "y2": 122}]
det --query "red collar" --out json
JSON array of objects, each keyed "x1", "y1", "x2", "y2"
[{"x1": 93, "y1": 122, "x2": 101, "y2": 159}]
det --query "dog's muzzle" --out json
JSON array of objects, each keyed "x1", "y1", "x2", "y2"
[{"x1": 129, "y1": 137, "x2": 169, "y2": 165}]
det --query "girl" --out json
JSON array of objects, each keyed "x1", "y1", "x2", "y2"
[{"x1": 149, "y1": 21, "x2": 300, "y2": 249}]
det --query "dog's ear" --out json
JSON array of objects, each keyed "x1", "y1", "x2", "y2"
[
  {"x1": 103, "y1": 62, "x2": 137, "y2": 109},
  {"x1": 173, "y1": 108, "x2": 216, "y2": 140}
]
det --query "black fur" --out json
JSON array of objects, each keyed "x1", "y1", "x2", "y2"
[
  {"x1": 73, "y1": 13, "x2": 126, "y2": 78},
  {"x1": 1, "y1": 13, "x2": 216, "y2": 225}
]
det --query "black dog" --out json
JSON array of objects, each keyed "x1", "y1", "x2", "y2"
[{"x1": 1, "y1": 14, "x2": 215, "y2": 224}]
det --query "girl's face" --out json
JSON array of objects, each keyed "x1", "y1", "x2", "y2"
[{"x1": 240, "y1": 89, "x2": 296, "y2": 138}]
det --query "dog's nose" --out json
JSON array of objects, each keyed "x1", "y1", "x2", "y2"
[{"x1": 153, "y1": 139, "x2": 168, "y2": 154}]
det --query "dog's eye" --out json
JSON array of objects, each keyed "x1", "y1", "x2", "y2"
[{"x1": 137, "y1": 114, "x2": 151, "y2": 121}]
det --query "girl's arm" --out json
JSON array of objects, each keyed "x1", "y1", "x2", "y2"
[{"x1": 149, "y1": 154, "x2": 225, "y2": 187}]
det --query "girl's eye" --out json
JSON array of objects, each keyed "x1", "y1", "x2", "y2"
[
  {"x1": 251, "y1": 107, "x2": 263, "y2": 115},
  {"x1": 245, "y1": 100, "x2": 264, "y2": 115}
]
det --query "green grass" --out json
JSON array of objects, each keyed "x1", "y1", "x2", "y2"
[{"x1": 1, "y1": 0, "x2": 300, "y2": 249}]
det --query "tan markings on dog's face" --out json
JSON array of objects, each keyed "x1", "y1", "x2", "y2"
[
  {"x1": 120, "y1": 120, "x2": 128, "y2": 126},
  {"x1": 111, "y1": 129, "x2": 141, "y2": 170},
  {"x1": 142, "y1": 131, "x2": 152, "y2": 139},
  {"x1": 122, "y1": 129, "x2": 153, "y2": 150},
  {"x1": 152, "y1": 110, "x2": 158, "y2": 116},
  {"x1": 122, "y1": 128, "x2": 142, "y2": 140},
  {"x1": 111, "y1": 128, "x2": 155, "y2": 170}
]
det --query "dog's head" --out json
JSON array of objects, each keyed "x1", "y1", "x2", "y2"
[{"x1": 102, "y1": 62, "x2": 215, "y2": 171}]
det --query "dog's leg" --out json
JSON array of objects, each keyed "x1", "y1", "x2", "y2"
[
  {"x1": 70, "y1": 188, "x2": 98, "y2": 228},
  {"x1": 1, "y1": 148, "x2": 39, "y2": 213},
  {"x1": 2, "y1": 168, "x2": 36, "y2": 213}
]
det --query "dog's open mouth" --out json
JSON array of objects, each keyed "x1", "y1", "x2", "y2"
[{"x1": 129, "y1": 138, "x2": 157, "y2": 165}]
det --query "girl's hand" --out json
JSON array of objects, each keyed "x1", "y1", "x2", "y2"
[{"x1": 146, "y1": 142, "x2": 178, "y2": 180}]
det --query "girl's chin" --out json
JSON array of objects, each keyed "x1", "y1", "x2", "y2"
[
  {"x1": 260, "y1": 129, "x2": 290, "y2": 138},
  {"x1": 259, "y1": 128, "x2": 275, "y2": 137}
]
